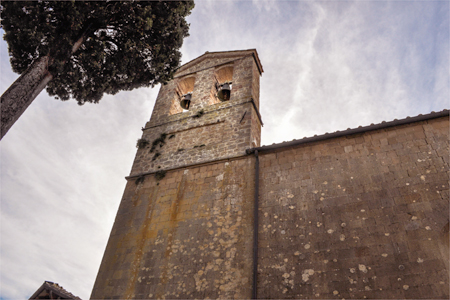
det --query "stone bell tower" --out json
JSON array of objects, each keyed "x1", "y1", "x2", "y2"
[
  {"x1": 91, "y1": 50, "x2": 263, "y2": 299},
  {"x1": 129, "y1": 49, "x2": 263, "y2": 177}
]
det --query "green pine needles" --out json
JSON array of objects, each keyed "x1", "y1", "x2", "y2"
[{"x1": 1, "y1": 1, "x2": 195, "y2": 105}]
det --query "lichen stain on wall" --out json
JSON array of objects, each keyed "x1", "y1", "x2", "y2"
[
  {"x1": 257, "y1": 118, "x2": 449, "y2": 299},
  {"x1": 92, "y1": 116, "x2": 448, "y2": 299},
  {"x1": 119, "y1": 159, "x2": 253, "y2": 299},
  {"x1": 188, "y1": 160, "x2": 251, "y2": 299},
  {"x1": 153, "y1": 172, "x2": 188, "y2": 299},
  {"x1": 124, "y1": 180, "x2": 160, "y2": 299}
]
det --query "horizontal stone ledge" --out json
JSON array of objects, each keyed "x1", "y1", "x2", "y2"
[{"x1": 126, "y1": 153, "x2": 252, "y2": 180}]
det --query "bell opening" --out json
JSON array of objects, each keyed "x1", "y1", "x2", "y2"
[
  {"x1": 180, "y1": 93, "x2": 192, "y2": 110},
  {"x1": 217, "y1": 83, "x2": 232, "y2": 102}
]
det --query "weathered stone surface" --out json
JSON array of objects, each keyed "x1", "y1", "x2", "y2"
[
  {"x1": 257, "y1": 117, "x2": 449, "y2": 299},
  {"x1": 91, "y1": 159, "x2": 256, "y2": 299},
  {"x1": 91, "y1": 49, "x2": 448, "y2": 299},
  {"x1": 130, "y1": 50, "x2": 262, "y2": 176},
  {"x1": 92, "y1": 50, "x2": 263, "y2": 299}
]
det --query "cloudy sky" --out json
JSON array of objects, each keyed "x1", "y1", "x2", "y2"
[{"x1": 1, "y1": 1, "x2": 448, "y2": 299}]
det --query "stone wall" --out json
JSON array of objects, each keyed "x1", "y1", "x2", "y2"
[
  {"x1": 147, "y1": 52, "x2": 261, "y2": 127},
  {"x1": 90, "y1": 48, "x2": 448, "y2": 299},
  {"x1": 91, "y1": 158, "x2": 256, "y2": 299},
  {"x1": 129, "y1": 52, "x2": 262, "y2": 177},
  {"x1": 130, "y1": 99, "x2": 260, "y2": 177},
  {"x1": 256, "y1": 116, "x2": 449, "y2": 299},
  {"x1": 92, "y1": 114, "x2": 448, "y2": 299}
]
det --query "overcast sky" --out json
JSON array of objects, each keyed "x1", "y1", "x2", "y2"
[{"x1": 1, "y1": 1, "x2": 448, "y2": 299}]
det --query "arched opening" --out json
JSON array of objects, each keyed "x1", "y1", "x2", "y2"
[
  {"x1": 170, "y1": 76, "x2": 196, "y2": 114},
  {"x1": 210, "y1": 65, "x2": 233, "y2": 105}
]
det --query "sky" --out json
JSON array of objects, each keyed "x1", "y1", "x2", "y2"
[{"x1": 0, "y1": 1, "x2": 448, "y2": 299}]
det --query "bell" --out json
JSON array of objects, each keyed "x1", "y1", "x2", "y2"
[
  {"x1": 180, "y1": 93, "x2": 192, "y2": 109},
  {"x1": 217, "y1": 83, "x2": 231, "y2": 101}
]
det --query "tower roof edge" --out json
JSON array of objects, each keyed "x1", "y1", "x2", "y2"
[{"x1": 177, "y1": 49, "x2": 263, "y2": 75}]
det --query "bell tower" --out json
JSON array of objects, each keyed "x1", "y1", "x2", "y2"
[
  {"x1": 128, "y1": 49, "x2": 263, "y2": 178},
  {"x1": 91, "y1": 50, "x2": 263, "y2": 299}
]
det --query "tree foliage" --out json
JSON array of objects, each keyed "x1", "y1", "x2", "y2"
[{"x1": 1, "y1": 1, "x2": 194, "y2": 104}]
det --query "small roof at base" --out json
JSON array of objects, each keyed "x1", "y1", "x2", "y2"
[{"x1": 29, "y1": 281, "x2": 82, "y2": 300}]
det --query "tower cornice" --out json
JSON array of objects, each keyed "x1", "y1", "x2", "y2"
[{"x1": 177, "y1": 49, "x2": 263, "y2": 76}]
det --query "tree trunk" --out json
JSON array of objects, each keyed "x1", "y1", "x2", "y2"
[
  {"x1": 1, "y1": 56, "x2": 53, "y2": 140},
  {"x1": 0, "y1": 31, "x2": 90, "y2": 140}
]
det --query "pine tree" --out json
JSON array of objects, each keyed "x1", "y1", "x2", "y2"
[{"x1": 0, "y1": 1, "x2": 194, "y2": 139}]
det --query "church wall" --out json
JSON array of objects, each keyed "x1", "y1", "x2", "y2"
[
  {"x1": 92, "y1": 115, "x2": 448, "y2": 300},
  {"x1": 90, "y1": 49, "x2": 448, "y2": 300},
  {"x1": 91, "y1": 157, "x2": 256, "y2": 299},
  {"x1": 256, "y1": 116, "x2": 449, "y2": 299}
]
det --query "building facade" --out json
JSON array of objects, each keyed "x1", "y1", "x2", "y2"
[{"x1": 91, "y1": 50, "x2": 449, "y2": 299}]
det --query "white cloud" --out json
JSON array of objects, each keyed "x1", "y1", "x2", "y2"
[{"x1": 261, "y1": 1, "x2": 448, "y2": 144}]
